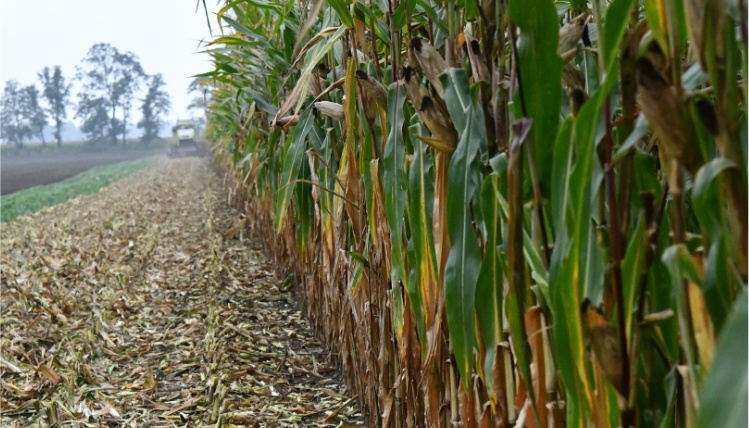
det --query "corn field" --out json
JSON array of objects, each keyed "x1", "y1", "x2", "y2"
[{"x1": 197, "y1": 0, "x2": 747, "y2": 426}]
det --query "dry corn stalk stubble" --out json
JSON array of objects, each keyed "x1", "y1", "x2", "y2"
[{"x1": 0, "y1": 158, "x2": 362, "y2": 427}]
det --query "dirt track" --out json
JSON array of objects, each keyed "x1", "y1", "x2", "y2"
[
  {"x1": 1, "y1": 149, "x2": 164, "y2": 195},
  {"x1": 0, "y1": 158, "x2": 361, "y2": 426}
]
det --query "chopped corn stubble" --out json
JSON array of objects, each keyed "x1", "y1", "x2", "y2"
[{"x1": 0, "y1": 158, "x2": 362, "y2": 427}]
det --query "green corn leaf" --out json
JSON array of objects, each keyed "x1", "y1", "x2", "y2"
[
  {"x1": 275, "y1": 110, "x2": 315, "y2": 233},
  {"x1": 242, "y1": 88, "x2": 279, "y2": 115},
  {"x1": 692, "y1": 158, "x2": 740, "y2": 330},
  {"x1": 703, "y1": 235, "x2": 740, "y2": 332},
  {"x1": 324, "y1": 0, "x2": 354, "y2": 28},
  {"x1": 382, "y1": 82, "x2": 409, "y2": 292},
  {"x1": 354, "y1": 3, "x2": 390, "y2": 45},
  {"x1": 509, "y1": 0, "x2": 562, "y2": 195},
  {"x1": 493, "y1": 178, "x2": 551, "y2": 300},
  {"x1": 475, "y1": 174, "x2": 503, "y2": 403},
  {"x1": 208, "y1": 36, "x2": 254, "y2": 47},
  {"x1": 601, "y1": 0, "x2": 638, "y2": 71},
  {"x1": 407, "y1": 140, "x2": 439, "y2": 355},
  {"x1": 222, "y1": 16, "x2": 275, "y2": 51},
  {"x1": 444, "y1": 97, "x2": 484, "y2": 392},
  {"x1": 464, "y1": 0, "x2": 479, "y2": 20},
  {"x1": 547, "y1": 20, "x2": 626, "y2": 421},
  {"x1": 440, "y1": 68, "x2": 473, "y2": 131},
  {"x1": 294, "y1": 162, "x2": 313, "y2": 253},
  {"x1": 549, "y1": 117, "x2": 574, "y2": 248},
  {"x1": 693, "y1": 158, "x2": 735, "y2": 200},
  {"x1": 621, "y1": 213, "x2": 648, "y2": 340},
  {"x1": 662, "y1": 245, "x2": 701, "y2": 406},
  {"x1": 613, "y1": 114, "x2": 649, "y2": 162},
  {"x1": 360, "y1": 98, "x2": 378, "y2": 247},
  {"x1": 696, "y1": 289, "x2": 748, "y2": 428}
]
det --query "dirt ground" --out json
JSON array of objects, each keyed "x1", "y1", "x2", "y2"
[
  {"x1": 1, "y1": 149, "x2": 165, "y2": 195},
  {"x1": 0, "y1": 158, "x2": 362, "y2": 426}
]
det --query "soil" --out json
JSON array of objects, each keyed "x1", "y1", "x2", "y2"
[
  {"x1": 1, "y1": 149, "x2": 165, "y2": 195},
  {"x1": 0, "y1": 158, "x2": 362, "y2": 426}
]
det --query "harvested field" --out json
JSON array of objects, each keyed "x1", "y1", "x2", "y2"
[
  {"x1": 1, "y1": 149, "x2": 165, "y2": 195},
  {"x1": 0, "y1": 158, "x2": 361, "y2": 427}
]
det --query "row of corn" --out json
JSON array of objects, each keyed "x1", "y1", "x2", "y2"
[{"x1": 199, "y1": 0, "x2": 747, "y2": 426}]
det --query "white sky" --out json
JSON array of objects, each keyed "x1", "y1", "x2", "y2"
[{"x1": 0, "y1": 0, "x2": 219, "y2": 128}]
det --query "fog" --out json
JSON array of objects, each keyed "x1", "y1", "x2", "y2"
[
  {"x1": 0, "y1": 0, "x2": 217, "y2": 125},
  {"x1": 1, "y1": 1, "x2": 220, "y2": 194}
]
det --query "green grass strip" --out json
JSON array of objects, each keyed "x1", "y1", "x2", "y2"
[{"x1": 1, "y1": 158, "x2": 156, "y2": 223}]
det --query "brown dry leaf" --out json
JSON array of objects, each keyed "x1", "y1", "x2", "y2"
[
  {"x1": 525, "y1": 307, "x2": 548, "y2": 428},
  {"x1": 36, "y1": 364, "x2": 62, "y2": 387},
  {"x1": 222, "y1": 214, "x2": 247, "y2": 238},
  {"x1": 0, "y1": 357, "x2": 23, "y2": 374},
  {"x1": 1, "y1": 380, "x2": 37, "y2": 399},
  {"x1": 687, "y1": 257, "x2": 715, "y2": 370},
  {"x1": 142, "y1": 370, "x2": 156, "y2": 392}
]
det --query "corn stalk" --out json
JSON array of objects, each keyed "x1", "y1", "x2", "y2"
[{"x1": 199, "y1": 0, "x2": 748, "y2": 426}]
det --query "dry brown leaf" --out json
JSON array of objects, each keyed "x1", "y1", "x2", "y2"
[
  {"x1": 36, "y1": 364, "x2": 62, "y2": 387},
  {"x1": 0, "y1": 357, "x2": 23, "y2": 374},
  {"x1": 1, "y1": 158, "x2": 362, "y2": 427},
  {"x1": 222, "y1": 214, "x2": 247, "y2": 238}
]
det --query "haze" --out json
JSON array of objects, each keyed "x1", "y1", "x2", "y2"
[{"x1": 0, "y1": 0, "x2": 216, "y2": 125}]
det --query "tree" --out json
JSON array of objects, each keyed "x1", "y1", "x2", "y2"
[
  {"x1": 75, "y1": 43, "x2": 145, "y2": 144},
  {"x1": 77, "y1": 95, "x2": 111, "y2": 142},
  {"x1": 114, "y1": 51, "x2": 145, "y2": 144},
  {"x1": 39, "y1": 66, "x2": 70, "y2": 148},
  {"x1": 20, "y1": 85, "x2": 47, "y2": 144},
  {"x1": 138, "y1": 74, "x2": 171, "y2": 144},
  {"x1": 0, "y1": 80, "x2": 30, "y2": 148}
]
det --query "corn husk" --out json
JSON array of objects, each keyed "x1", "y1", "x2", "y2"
[
  {"x1": 635, "y1": 57, "x2": 703, "y2": 175},
  {"x1": 558, "y1": 13, "x2": 589, "y2": 54},
  {"x1": 464, "y1": 30, "x2": 489, "y2": 83},
  {"x1": 355, "y1": 70, "x2": 388, "y2": 124},
  {"x1": 349, "y1": 48, "x2": 371, "y2": 64},
  {"x1": 274, "y1": 115, "x2": 300, "y2": 127},
  {"x1": 582, "y1": 300, "x2": 625, "y2": 395},
  {"x1": 561, "y1": 62, "x2": 586, "y2": 90},
  {"x1": 401, "y1": 66, "x2": 428, "y2": 110},
  {"x1": 569, "y1": 88, "x2": 588, "y2": 117},
  {"x1": 418, "y1": 95, "x2": 458, "y2": 153},
  {"x1": 314, "y1": 101, "x2": 345, "y2": 121},
  {"x1": 408, "y1": 37, "x2": 449, "y2": 99}
]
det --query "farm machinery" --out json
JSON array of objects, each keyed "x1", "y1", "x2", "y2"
[{"x1": 169, "y1": 119, "x2": 204, "y2": 157}]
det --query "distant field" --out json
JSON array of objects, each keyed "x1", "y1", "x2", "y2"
[
  {"x1": 1, "y1": 158, "x2": 156, "y2": 222},
  {"x1": 0, "y1": 137, "x2": 174, "y2": 156},
  {"x1": 1, "y1": 142, "x2": 170, "y2": 194}
]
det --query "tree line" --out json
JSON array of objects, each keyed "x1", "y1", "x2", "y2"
[{"x1": 1, "y1": 43, "x2": 171, "y2": 149}]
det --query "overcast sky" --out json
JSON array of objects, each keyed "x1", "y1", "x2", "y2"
[{"x1": 0, "y1": 0, "x2": 218, "y2": 128}]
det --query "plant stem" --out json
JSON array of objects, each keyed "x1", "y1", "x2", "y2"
[
  {"x1": 494, "y1": 0, "x2": 507, "y2": 153},
  {"x1": 604, "y1": 100, "x2": 631, "y2": 424},
  {"x1": 628, "y1": 183, "x2": 668, "y2": 402},
  {"x1": 370, "y1": 0, "x2": 383, "y2": 79}
]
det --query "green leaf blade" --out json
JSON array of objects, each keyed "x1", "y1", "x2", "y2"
[{"x1": 444, "y1": 97, "x2": 485, "y2": 392}]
